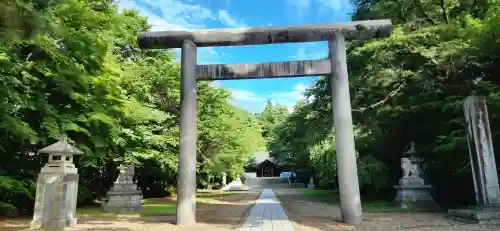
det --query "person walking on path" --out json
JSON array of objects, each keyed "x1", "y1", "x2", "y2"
[{"x1": 289, "y1": 172, "x2": 296, "y2": 188}]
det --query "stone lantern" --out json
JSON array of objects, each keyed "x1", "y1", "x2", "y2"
[{"x1": 30, "y1": 138, "x2": 83, "y2": 231}]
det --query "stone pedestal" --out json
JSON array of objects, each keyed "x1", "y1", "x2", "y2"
[
  {"x1": 394, "y1": 183, "x2": 437, "y2": 210},
  {"x1": 448, "y1": 96, "x2": 500, "y2": 224},
  {"x1": 393, "y1": 143, "x2": 438, "y2": 210},
  {"x1": 102, "y1": 189, "x2": 143, "y2": 212},
  {"x1": 103, "y1": 165, "x2": 143, "y2": 212},
  {"x1": 30, "y1": 139, "x2": 82, "y2": 231}
]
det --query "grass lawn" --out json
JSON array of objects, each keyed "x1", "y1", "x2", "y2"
[
  {"x1": 295, "y1": 189, "x2": 407, "y2": 212},
  {"x1": 77, "y1": 203, "x2": 176, "y2": 217},
  {"x1": 77, "y1": 191, "x2": 232, "y2": 217}
]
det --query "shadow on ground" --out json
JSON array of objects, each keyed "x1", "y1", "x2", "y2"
[
  {"x1": 5, "y1": 179, "x2": 499, "y2": 231},
  {"x1": 0, "y1": 190, "x2": 260, "y2": 231},
  {"x1": 268, "y1": 181, "x2": 500, "y2": 231}
]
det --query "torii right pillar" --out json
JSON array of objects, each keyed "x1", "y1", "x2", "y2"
[{"x1": 329, "y1": 32, "x2": 363, "y2": 224}]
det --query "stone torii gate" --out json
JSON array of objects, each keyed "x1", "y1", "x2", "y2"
[{"x1": 137, "y1": 19, "x2": 393, "y2": 225}]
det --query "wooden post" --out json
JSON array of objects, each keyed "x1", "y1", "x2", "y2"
[
  {"x1": 328, "y1": 33, "x2": 363, "y2": 224},
  {"x1": 176, "y1": 39, "x2": 197, "y2": 226}
]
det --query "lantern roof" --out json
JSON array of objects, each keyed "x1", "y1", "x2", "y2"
[{"x1": 39, "y1": 138, "x2": 83, "y2": 155}]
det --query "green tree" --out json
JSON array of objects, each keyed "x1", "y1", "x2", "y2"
[
  {"x1": 0, "y1": 0, "x2": 265, "y2": 214},
  {"x1": 268, "y1": 0, "x2": 500, "y2": 205}
]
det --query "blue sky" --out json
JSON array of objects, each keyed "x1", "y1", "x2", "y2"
[{"x1": 118, "y1": 0, "x2": 355, "y2": 113}]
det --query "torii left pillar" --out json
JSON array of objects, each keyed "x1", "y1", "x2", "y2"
[
  {"x1": 329, "y1": 33, "x2": 363, "y2": 224},
  {"x1": 176, "y1": 39, "x2": 198, "y2": 226}
]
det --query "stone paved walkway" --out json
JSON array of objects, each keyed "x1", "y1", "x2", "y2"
[{"x1": 237, "y1": 189, "x2": 295, "y2": 231}]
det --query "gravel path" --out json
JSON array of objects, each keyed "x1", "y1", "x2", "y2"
[
  {"x1": 0, "y1": 192, "x2": 260, "y2": 231},
  {"x1": 273, "y1": 188, "x2": 500, "y2": 231},
  {"x1": 3, "y1": 179, "x2": 499, "y2": 231}
]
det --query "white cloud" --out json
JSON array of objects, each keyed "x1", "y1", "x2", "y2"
[
  {"x1": 295, "y1": 83, "x2": 307, "y2": 91},
  {"x1": 229, "y1": 89, "x2": 263, "y2": 101},
  {"x1": 118, "y1": 0, "x2": 245, "y2": 31},
  {"x1": 288, "y1": 44, "x2": 328, "y2": 61},
  {"x1": 209, "y1": 80, "x2": 223, "y2": 87},
  {"x1": 117, "y1": 0, "x2": 244, "y2": 64},
  {"x1": 228, "y1": 83, "x2": 312, "y2": 113},
  {"x1": 118, "y1": 0, "x2": 213, "y2": 31},
  {"x1": 270, "y1": 83, "x2": 308, "y2": 105},
  {"x1": 217, "y1": 10, "x2": 247, "y2": 28},
  {"x1": 169, "y1": 46, "x2": 230, "y2": 64},
  {"x1": 270, "y1": 91, "x2": 302, "y2": 103}
]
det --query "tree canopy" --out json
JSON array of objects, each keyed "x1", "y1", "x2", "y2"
[
  {"x1": 0, "y1": 0, "x2": 264, "y2": 214},
  {"x1": 268, "y1": 0, "x2": 500, "y2": 205}
]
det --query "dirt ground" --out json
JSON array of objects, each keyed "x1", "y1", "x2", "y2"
[
  {"x1": 0, "y1": 191, "x2": 259, "y2": 231},
  {"x1": 273, "y1": 187, "x2": 500, "y2": 231},
  {"x1": 5, "y1": 181, "x2": 500, "y2": 231}
]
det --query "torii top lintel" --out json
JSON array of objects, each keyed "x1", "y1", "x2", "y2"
[{"x1": 137, "y1": 19, "x2": 393, "y2": 49}]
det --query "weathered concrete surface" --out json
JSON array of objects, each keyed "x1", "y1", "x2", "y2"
[
  {"x1": 328, "y1": 33, "x2": 362, "y2": 225},
  {"x1": 138, "y1": 20, "x2": 392, "y2": 49},
  {"x1": 447, "y1": 96, "x2": 500, "y2": 224},
  {"x1": 30, "y1": 139, "x2": 82, "y2": 231},
  {"x1": 237, "y1": 189, "x2": 295, "y2": 231},
  {"x1": 177, "y1": 39, "x2": 198, "y2": 226},
  {"x1": 196, "y1": 59, "x2": 330, "y2": 80},
  {"x1": 463, "y1": 96, "x2": 500, "y2": 206}
]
